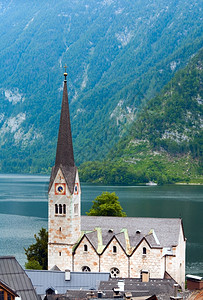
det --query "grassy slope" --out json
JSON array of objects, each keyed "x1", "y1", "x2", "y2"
[{"x1": 79, "y1": 49, "x2": 203, "y2": 185}]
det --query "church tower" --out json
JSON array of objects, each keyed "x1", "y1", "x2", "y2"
[{"x1": 48, "y1": 69, "x2": 81, "y2": 271}]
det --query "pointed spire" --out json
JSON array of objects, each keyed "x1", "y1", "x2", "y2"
[
  {"x1": 55, "y1": 70, "x2": 75, "y2": 167},
  {"x1": 49, "y1": 68, "x2": 77, "y2": 194}
]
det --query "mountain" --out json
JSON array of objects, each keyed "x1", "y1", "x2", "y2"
[
  {"x1": 0, "y1": 0, "x2": 202, "y2": 173},
  {"x1": 79, "y1": 48, "x2": 203, "y2": 185}
]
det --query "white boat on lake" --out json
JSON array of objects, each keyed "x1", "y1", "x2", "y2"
[{"x1": 146, "y1": 181, "x2": 157, "y2": 186}]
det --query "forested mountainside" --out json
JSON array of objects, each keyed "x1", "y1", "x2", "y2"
[
  {"x1": 79, "y1": 48, "x2": 203, "y2": 185},
  {"x1": 0, "y1": 0, "x2": 202, "y2": 173}
]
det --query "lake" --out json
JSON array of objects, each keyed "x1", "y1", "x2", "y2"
[{"x1": 0, "y1": 174, "x2": 202, "y2": 276}]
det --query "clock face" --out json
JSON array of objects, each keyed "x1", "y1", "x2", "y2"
[{"x1": 55, "y1": 183, "x2": 66, "y2": 195}]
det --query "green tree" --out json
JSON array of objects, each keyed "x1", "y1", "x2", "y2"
[
  {"x1": 25, "y1": 259, "x2": 43, "y2": 270},
  {"x1": 24, "y1": 227, "x2": 48, "y2": 270},
  {"x1": 86, "y1": 192, "x2": 126, "y2": 217}
]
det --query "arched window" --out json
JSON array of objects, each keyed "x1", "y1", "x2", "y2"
[
  {"x1": 84, "y1": 244, "x2": 88, "y2": 252},
  {"x1": 63, "y1": 204, "x2": 66, "y2": 214},
  {"x1": 113, "y1": 246, "x2": 117, "y2": 254},
  {"x1": 82, "y1": 266, "x2": 91, "y2": 272},
  {"x1": 59, "y1": 204, "x2": 62, "y2": 214},
  {"x1": 110, "y1": 267, "x2": 120, "y2": 278},
  {"x1": 143, "y1": 247, "x2": 147, "y2": 255},
  {"x1": 55, "y1": 204, "x2": 58, "y2": 214}
]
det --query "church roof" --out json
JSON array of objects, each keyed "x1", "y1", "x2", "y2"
[
  {"x1": 98, "y1": 277, "x2": 177, "y2": 299},
  {"x1": 79, "y1": 216, "x2": 184, "y2": 255},
  {"x1": 49, "y1": 75, "x2": 77, "y2": 194},
  {"x1": 0, "y1": 256, "x2": 39, "y2": 300},
  {"x1": 26, "y1": 269, "x2": 109, "y2": 295}
]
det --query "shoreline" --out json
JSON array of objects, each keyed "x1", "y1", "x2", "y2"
[{"x1": 175, "y1": 182, "x2": 203, "y2": 185}]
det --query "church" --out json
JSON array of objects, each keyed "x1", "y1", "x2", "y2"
[{"x1": 48, "y1": 71, "x2": 186, "y2": 289}]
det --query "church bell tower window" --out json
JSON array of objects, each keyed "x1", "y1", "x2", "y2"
[{"x1": 59, "y1": 204, "x2": 62, "y2": 214}]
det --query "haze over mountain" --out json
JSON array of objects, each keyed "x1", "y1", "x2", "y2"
[{"x1": 0, "y1": 0, "x2": 202, "y2": 174}]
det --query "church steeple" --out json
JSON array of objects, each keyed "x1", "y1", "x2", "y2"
[
  {"x1": 55, "y1": 68, "x2": 75, "y2": 167},
  {"x1": 49, "y1": 68, "x2": 77, "y2": 194}
]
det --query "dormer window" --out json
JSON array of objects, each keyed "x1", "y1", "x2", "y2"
[
  {"x1": 84, "y1": 244, "x2": 88, "y2": 252},
  {"x1": 113, "y1": 246, "x2": 117, "y2": 254}
]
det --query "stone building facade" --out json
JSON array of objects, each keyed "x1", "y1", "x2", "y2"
[{"x1": 48, "y1": 73, "x2": 186, "y2": 289}]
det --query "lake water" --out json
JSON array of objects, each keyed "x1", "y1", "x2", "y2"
[{"x1": 0, "y1": 174, "x2": 202, "y2": 276}]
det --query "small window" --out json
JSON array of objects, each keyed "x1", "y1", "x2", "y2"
[
  {"x1": 84, "y1": 244, "x2": 88, "y2": 252},
  {"x1": 143, "y1": 247, "x2": 147, "y2": 255},
  {"x1": 55, "y1": 204, "x2": 58, "y2": 214},
  {"x1": 74, "y1": 183, "x2": 79, "y2": 194},
  {"x1": 59, "y1": 204, "x2": 62, "y2": 214},
  {"x1": 59, "y1": 251, "x2": 61, "y2": 256},
  {"x1": 82, "y1": 266, "x2": 91, "y2": 272},
  {"x1": 59, "y1": 227, "x2": 62, "y2": 232},
  {"x1": 74, "y1": 204, "x2": 79, "y2": 215},
  {"x1": 8, "y1": 295, "x2": 12, "y2": 300},
  {"x1": 110, "y1": 267, "x2": 120, "y2": 278},
  {"x1": 0, "y1": 291, "x2": 4, "y2": 300},
  {"x1": 63, "y1": 204, "x2": 66, "y2": 214},
  {"x1": 113, "y1": 246, "x2": 117, "y2": 253}
]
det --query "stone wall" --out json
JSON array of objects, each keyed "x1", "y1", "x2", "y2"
[
  {"x1": 165, "y1": 224, "x2": 186, "y2": 288},
  {"x1": 48, "y1": 244, "x2": 73, "y2": 271},
  {"x1": 48, "y1": 168, "x2": 81, "y2": 271},
  {"x1": 130, "y1": 239, "x2": 164, "y2": 278},
  {"x1": 73, "y1": 236, "x2": 99, "y2": 272},
  {"x1": 100, "y1": 238, "x2": 129, "y2": 277}
]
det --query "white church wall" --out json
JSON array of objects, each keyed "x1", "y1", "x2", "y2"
[
  {"x1": 130, "y1": 239, "x2": 164, "y2": 278},
  {"x1": 73, "y1": 236, "x2": 99, "y2": 272},
  {"x1": 48, "y1": 168, "x2": 81, "y2": 271},
  {"x1": 165, "y1": 224, "x2": 186, "y2": 288},
  {"x1": 100, "y1": 238, "x2": 129, "y2": 277}
]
